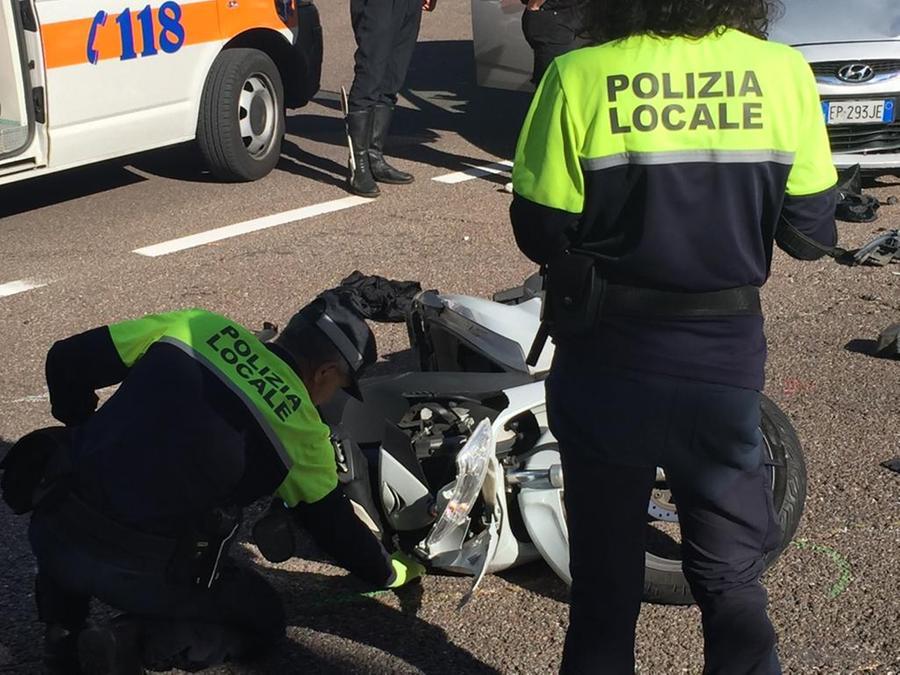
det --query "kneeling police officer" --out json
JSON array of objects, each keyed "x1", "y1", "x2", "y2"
[{"x1": 3, "y1": 292, "x2": 423, "y2": 674}]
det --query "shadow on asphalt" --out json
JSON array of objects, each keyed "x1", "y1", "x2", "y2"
[
  {"x1": 0, "y1": 40, "x2": 528, "y2": 209},
  {"x1": 365, "y1": 348, "x2": 419, "y2": 379},
  {"x1": 0, "y1": 162, "x2": 146, "y2": 218},
  {"x1": 277, "y1": 138, "x2": 348, "y2": 189},
  {"x1": 497, "y1": 560, "x2": 569, "y2": 605},
  {"x1": 281, "y1": 39, "x2": 531, "y2": 181},
  {"x1": 252, "y1": 566, "x2": 500, "y2": 674},
  {"x1": 0, "y1": 435, "x2": 44, "y2": 674},
  {"x1": 844, "y1": 338, "x2": 880, "y2": 356},
  {"x1": 399, "y1": 39, "x2": 532, "y2": 164},
  {"x1": 121, "y1": 39, "x2": 530, "y2": 189},
  {"x1": 864, "y1": 174, "x2": 900, "y2": 189}
]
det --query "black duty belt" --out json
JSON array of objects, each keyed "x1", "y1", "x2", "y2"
[
  {"x1": 527, "y1": 251, "x2": 763, "y2": 365},
  {"x1": 602, "y1": 284, "x2": 761, "y2": 318}
]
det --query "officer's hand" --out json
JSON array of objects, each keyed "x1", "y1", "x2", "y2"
[
  {"x1": 422, "y1": 0, "x2": 437, "y2": 12},
  {"x1": 387, "y1": 551, "x2": 426, "y2": 588}
]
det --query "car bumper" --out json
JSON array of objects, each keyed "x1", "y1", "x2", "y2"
[{"x1": 833, "y1": 151, "x2": 900, "y2": 172}]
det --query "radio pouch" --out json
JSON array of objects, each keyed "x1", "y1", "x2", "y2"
[{"x1": 544, "y1": 252, "x2": 606, "y2": 338}]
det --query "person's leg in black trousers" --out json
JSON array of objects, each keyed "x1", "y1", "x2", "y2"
[
  {"x1": 662, "y1": 382, "x2": 782, "y2": 675},
  {"x1": 547, "y1": 356, "x2": 783, "y2": 674},
  {"x1": 546, "y1": 358, "x2": 669, "y2": 673},
  {"x1": 521, "y1": 5, "x2": 582, "y2": 85},
  {"x1": 35, "y1": 571, "x2": 92, "y2": 673},
  {"x1": 345, "y1": 0, "x2": 399, "y2": 196},
  {"x1": 365, "y1": 0, "x2": 421, "y2": 184},
  {"x1": 348, "y1": 0, "x2": 398, "y2": 114},
  {"x1": 376, "y1": 0, "x2": 421, "y2": 110},
  {"x1": 136, "y1": 564, "x2": 286, "y2": 671},
  {"x1": 559, "y1": 456, "x2": 656, "y2": 673},
  {"x1": 30, "y1": 511, "x2": 285, "y2": 673}
]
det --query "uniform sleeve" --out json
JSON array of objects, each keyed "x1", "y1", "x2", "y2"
[
  {"x1": 45, "y1": 327, "x2": 129, "y2": 426},
  {"x1": 778, "y1": 54, "x2": 838, "y2": 258},
  {"x1": 510, "y1": 61, "x2": 584, "y2": 264},
  {"x1": 107, "y1": 308, "x2": 206, "y2": 367},
  {"x1": 45, "y1": 309, "x2": 208, "y2": 426},
  {"x1": 274, "y1": 426, "x2": 339, "y2": 507},
  {"x1": 291, "y1": 486, "x2": 395, "y2": 587}
]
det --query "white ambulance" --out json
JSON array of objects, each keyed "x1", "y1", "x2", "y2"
[{"x1": 0, "y1": 0, "x2": 322, "y2": 186}]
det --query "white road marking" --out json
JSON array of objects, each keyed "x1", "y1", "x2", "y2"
[
  {"x1": 133, "y1": 196, "x2": 374, "y2": 257},
  {"x1": 10, "y1": 394, "x2": 49, "y2": 404},
  {"x1": 432, "y1": 160, "x2": 513, "y2": 185},
  {"x1": 0, "y1": 279, "x2": 48, "y2": 298},
  {"x1": 312, "y1": 89, "x2": 342, "y2": 104},
  {"x1": 7, "y1": 385, "x2": 117, "y2": 406}
]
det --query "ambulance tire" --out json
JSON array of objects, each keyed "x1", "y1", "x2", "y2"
[{"x1": 198, "y1": 48, "x2": 285, "y2": 182}]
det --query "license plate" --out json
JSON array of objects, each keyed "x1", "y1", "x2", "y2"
[{"x1": 822, "y1": 99, "x2": 895, "y2": 125}]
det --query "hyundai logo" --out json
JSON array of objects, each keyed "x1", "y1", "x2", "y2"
[{"x1": 837, "y1": 63, "x2": 875, "y2": 83}]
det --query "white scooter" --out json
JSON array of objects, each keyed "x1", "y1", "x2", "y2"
[{"x1": 322, "y1": 275, "x2": 807, "y2": 605}]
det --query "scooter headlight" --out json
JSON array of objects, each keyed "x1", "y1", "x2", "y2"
[{"x1": 423, "y1": 418, "x2": 494, "y2": 551}]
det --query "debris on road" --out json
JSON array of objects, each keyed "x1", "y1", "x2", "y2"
[
  {"x1": 875, "y1": 323, "x2": 900, "y2": 359},
  {"x1": 853, "y1": 230, "x2": 900, "y2": 266},
  {"x1": 836, "y1": 166, "x2": 882, "y2": 223},
  {"x1": 880, "y1": 458, "x2": 900, "y2": 475}
]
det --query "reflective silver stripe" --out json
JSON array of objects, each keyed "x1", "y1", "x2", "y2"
[
  {"x1": 158, "y1": 337, "x2": 293, "y2": 471},
  {"x1": 316, "y1": 313, "x2": 364, "y2": 369},
  {"x1": 580, "y1": 149, "x2": 796, "y2": 171}
]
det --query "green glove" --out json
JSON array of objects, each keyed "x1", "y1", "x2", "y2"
[{"x1": 387, "y1": 551, "x2": 426, "y2": 588}]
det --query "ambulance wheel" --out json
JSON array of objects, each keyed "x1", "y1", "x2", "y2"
[
  {"x1": 641, "y1": 394, "x2": 807, "y2": 605},
  {"x1": 198, "y1": 48, "x2": 285, "y2": 182}
]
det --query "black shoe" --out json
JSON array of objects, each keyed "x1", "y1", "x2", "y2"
[
  {"x1": 345, "y1": 110, "x2": 380, "y2": 198},
  {"x1": 77, "y1": 620, "x2": 144, "y2": 675},
  {"x1": 368, "y1": 105, "x2": 414, "y2": 184},
  {"x1": 44, "y1": 624, "x2": 83, "y2": 675}
]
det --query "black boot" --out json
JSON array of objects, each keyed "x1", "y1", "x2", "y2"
[
  {"x1": 369, "y1": 105, "x2": 414, "y2": 184},
  {"x1": 44, "y1": 624, "x2": 84, "y2": 674},
  {"x1": 77, "y1": 619, "x2": 144, "y2": 675},
  {"x1": 345, "y1": 110, "x2": 380, "y2": 198}
]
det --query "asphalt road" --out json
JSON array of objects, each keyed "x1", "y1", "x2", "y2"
[{"x1": 2, "y1": 2, "x2": 899, "y2": 673}]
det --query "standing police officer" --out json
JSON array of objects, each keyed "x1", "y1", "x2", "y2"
[
  {"x1": 510, "y1": 0, "x2": 837, "y2": 672},
  {"x1": 343, "y1": 0, "x2": 437, "y2": 197},
  {"x1": 8, "y1": 293, "x2": 423, "y2": 674}
]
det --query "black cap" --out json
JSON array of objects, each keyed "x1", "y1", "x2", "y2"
[{"x1": 283, "y1": 290, "x2": 377, "y2": 400}]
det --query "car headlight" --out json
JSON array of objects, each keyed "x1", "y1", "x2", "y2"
[{"x1": 423, "y1": 418, "x2": 494, "y2": 552}]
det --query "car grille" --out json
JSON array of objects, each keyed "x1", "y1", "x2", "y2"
[
  {"x1": 811, "y1": 60, "x2": 900, "y2": 78},
  {"x1": 827, "y1": 121, "x2": 900, "y2": 154}
]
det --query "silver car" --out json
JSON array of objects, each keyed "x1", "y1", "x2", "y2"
[{"x1": 472, "y1": 0, "x2": 900, "y2": 171}]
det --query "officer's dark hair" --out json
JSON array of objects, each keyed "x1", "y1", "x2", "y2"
[
  {"x1": 581, "y1": 0, "x2": 783, "y2": 43},
  {"x1": 274, "y1": 319, "x2": 350, "y2": 375}
]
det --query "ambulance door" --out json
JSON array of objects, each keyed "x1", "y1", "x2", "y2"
[
  {"x1": 34, "y1": 0, "x2": 219, "y2": 170},
  {"x1": 0, "y1": 0, "x2": 48, "y2": 175}
]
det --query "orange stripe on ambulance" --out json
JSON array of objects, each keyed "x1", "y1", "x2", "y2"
[{"x1": 1, "y1": 0, "x2": 321, "y2": 185}]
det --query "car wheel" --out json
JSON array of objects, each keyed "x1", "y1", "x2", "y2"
[{"x1": 197, "y1": 48, "x2": 285, "y2": 182}]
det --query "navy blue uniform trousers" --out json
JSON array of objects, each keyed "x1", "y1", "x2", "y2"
[
  {"x1": 29, "y1": 504, "x2": 285, "y2": 672},
  {"x1": 348, "y1": 0, "x2": 422, "y2": 111},
  {"x1": 546, "y1": 351, "x2": 782, "y2": 675}
]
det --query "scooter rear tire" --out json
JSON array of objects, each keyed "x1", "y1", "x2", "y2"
[{"x1": 642, "y1": 394, "x2": 807, "y2": 605}]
